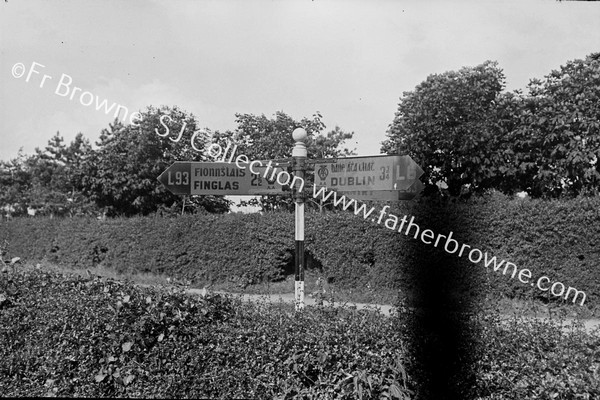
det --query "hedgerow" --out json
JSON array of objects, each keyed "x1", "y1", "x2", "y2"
[{"x1": 1, "y1": 191, "x2": 599, "y2": 308}]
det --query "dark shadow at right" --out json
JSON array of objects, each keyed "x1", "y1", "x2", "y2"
[{"x1": 393, "y1": 197, "x2": 486, "y2": 400}]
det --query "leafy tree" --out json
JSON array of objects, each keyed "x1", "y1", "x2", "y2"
[
  {"x1": 508, "y1": 53, "x2": 600, "y2": 197},
  {"x1": 27, "y1": 132, "x2": 94, "y2": 216},
  {"x1": 0, "y1": 150, "x2": 32, "y2": 217},
  {"x1": 382, "y1": 54, "x2": 600, "y2": 199},
  {"x1": 311, "y1": 125, "x2": 356, "y2": 159},
  {"x1": 0, "y1": 133, "x2": 94, "y2": 217},
  {"x1": 80, "y1": 106, "x2": 231, "y2": 216},
  {"x1": 381, "y1": 61, "x2": 506, "y2": 197},
  {"x1": 227, "y1": 111, "x2": 354, "y2": 161},
  {"x1": 218, "y1": 111, "x2": 355, "y2": 211}
]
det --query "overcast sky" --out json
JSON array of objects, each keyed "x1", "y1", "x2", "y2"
[{"x1": 1, "y1": 0, "x2": 599, "y2": 162}]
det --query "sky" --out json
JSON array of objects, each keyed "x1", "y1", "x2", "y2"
[{"x1": 1, "y1": 0, "x2": 600, "y2": 163}]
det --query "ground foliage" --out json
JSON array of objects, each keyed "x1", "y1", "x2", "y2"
[
  {"x1": 471, "y1": 313, "x2": 600, "y2": 399},
  {"x1": 394, "y1": 303, "x2": 600, "y2": 399},
  {"x1": 1, "y1": 268, "x2": 599, "y2": 399},
  {"x1": 0, "y1": 268, "x2": 410, "y2": 399}
]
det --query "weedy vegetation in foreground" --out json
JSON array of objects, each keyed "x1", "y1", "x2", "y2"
[
  {"x1": 1, "y1": 267, "x2": 599, "y2": 399},
  {"x1": 0, "y1": 267, "x2": 411, "y2": 399}
]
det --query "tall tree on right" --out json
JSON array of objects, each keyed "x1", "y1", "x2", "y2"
[
  {"x1": 509, "y1": 52, "x2": 600, "y2": 197},
  {"x1": 382, "y1": 54, "x2": 600, "y2": 198},
  {"x1": 381, "y1": 61, "x2": 507, "y2": 197}
]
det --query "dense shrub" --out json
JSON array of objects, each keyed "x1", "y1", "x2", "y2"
[
  {"x1": 395, "y1": 307, "x2": 600, "y2": 399},
  {"x1": 472, "y1": 314, "x2": 600, "y2": 399},
  {"x1": 1, "y1": 192, "x2": 599, "y2": 308},
  {"x1": 1, "y1": 267, "x2": 599, "y2": 398},
  {"x1": 0, "y1": 268, "x2": 410, "y2": 398}
]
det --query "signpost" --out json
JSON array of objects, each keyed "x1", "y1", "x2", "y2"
[{"x1": 157, "y1": 135, "x2": 425, "y2": 312}]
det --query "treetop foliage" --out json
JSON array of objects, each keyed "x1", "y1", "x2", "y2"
[
  {"x1": 217, "y1": 110, "x2": 355, "y2": 161},
  {"x1": 382, "y1": 53, "x2": 600, "y2": 199},
  {"x1": 1, "y1": 107, "x2": 354, "y2": 217}
]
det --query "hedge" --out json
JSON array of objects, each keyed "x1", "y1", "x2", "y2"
[{"x1": 1, "y1": 191, "x2": 599, "y2": 308}]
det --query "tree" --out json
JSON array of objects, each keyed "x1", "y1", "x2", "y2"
[
  {"x1": 218, "y1": 111, "x2": 355, "y2": 211},
  {"x1": 311, "y1": 125, "x2": 356, "y2": 159},
  {"x1": 508, "y1": 53, "x2": 600, "y2": 197},
  {"x1": 0, "y1": 149, "x2": 32, "y2": 217},
  {"x1": 28, "y1": 132, "x2": 95, "y2": 216},
  {"x1": 224, "y1": 111, "x2": 354, "y2": 161},
  {"x1": 382, "y1": 54, "x2": 600, "y2": 199},
  {"x1": 80, "y1": 106, "x2": 231, "y2": 216},
  {"x1": 381, "y1": 61, "x2": 507, "y2": 197},
  {"x1": 0, "y1": 133, "x2": 95, "y2": 217}
]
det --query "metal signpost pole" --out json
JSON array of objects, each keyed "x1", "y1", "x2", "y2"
[{"x1": 292, "y1": 128, "x2": 307, "y2": 311}]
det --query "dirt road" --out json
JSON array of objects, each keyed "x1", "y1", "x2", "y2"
[
  {"x1": 186, "y1": 288, "x2": 600, "y2": 335},
  {"x1": 188, "y1": 289, "x2": 397, "y2": 315}
]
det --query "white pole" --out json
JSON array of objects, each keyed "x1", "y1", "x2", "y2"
[{"x1": 292, "y1": 128, "x2": 307, "y2": 311}]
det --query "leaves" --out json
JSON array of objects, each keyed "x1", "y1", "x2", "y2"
[
  {"x1": 78, "y1": 108, "x2": 231, "y2": 216},
  {"x1": 123, "y1": 374, "x2": 135, "y2": 386},
  {"x1": 0, "y1": 266, "x2": 411, "y2": 398},
  {"x1": 0, "y1": 133, "x2": 94, "y2": 217},
  {"x1": 1, "y1": 265, "x2": 600, "y2": 398},
  {"x1": 512, "y1": 52, "x2": 600, "y2": 198},
  {"x1": 225, "y1": 111, "x2": 355, "y2": 211},
  {"x1": 382, "y1": 60, "x2": 506, "y2": 197},
  {"x1": 382, "y1": 52, "x2": 600, "y2": 199},
  {"x1": 94, "y1": 372, "x2": 107, "y2": 383}
]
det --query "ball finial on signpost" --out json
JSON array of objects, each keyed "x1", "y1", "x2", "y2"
[
  {"x1": 292, "y1": 128, "x2": 307, "y2": 158},
  {"x1": 292, "y1": 127, "x2": 307, "y2": 142}
]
